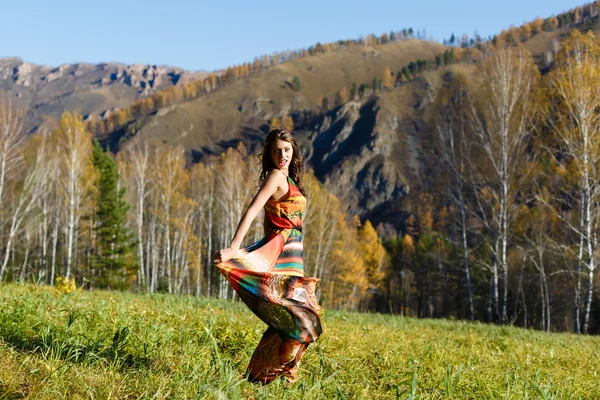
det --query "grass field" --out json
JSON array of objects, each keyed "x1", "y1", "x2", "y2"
[{"x1": 0, "y1": 283, "x2": 598, "y2": 399}]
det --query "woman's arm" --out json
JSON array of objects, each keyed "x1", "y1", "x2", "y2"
[{"x1": 212, "y1": 169, "x2": 286, "y2": 264}]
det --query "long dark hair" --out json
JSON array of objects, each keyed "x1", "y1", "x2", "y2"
[{"x1": 259, "y1": 129, "x2": 306, "y2": 196}]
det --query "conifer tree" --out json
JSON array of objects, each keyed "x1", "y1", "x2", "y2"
[
  {"x1": 350, "y1": 83, "x2": 357, "y2": 100},
  {"x1": 372, "y1": 77, "x2": 381, "y2": 92},
  {"x1": 292, "y1": 76, "x2": 301, "y2": 91},
  {"x1": 92, "y1": 140, "x2": 137, "y2": 289}
]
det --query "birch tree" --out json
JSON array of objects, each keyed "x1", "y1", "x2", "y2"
[
  {"x1": 118, "y1": 139, "x2": 152, "y2": 288},
  {"x1": 0, "y1": 98, "x2": 26, "y2": 209},
  {"x1": 468, "y1": 45, "x2": 539, "y2": 323},
  {"x1": 153, "y1": 145, "x2": 187, "y2": 293},
  {"x1": 547, "y1": 30, "x2": 600, "y2": 333},
  {"x1": 0, "y1": 129, "x2": 50, "y2": 281},
  {"x1": 433, "y1": 74, "x2": 475, "y2": 320},
  {"x1": 56, "y1": 112, "x2": 95, "y2": 280},
  {"x1": 35, "y1": 126, "x2": 59, "y2": 284},
  {"x1": 189, "y1": 161, "x2": 213, "y2": 295},
  {"x1": 214, "y1": 145, "x2": 254, "y2": 298},
  {"x1": 525, "y1": 205, "x2": 555, "y2": 331},
  {"x1": 303, "y1": 171, "x2": 341, "y2": 280}
]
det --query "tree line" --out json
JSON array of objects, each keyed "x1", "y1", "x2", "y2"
[
  {"x1": 379, "y1": 30, "x2": 600, "y2": 334},
  {"x1": 4, "y1": 10, "x2": 600, "y2": 336},
  {"x1": 86, "y1": 1, "x2": 600, "y2": 140},
  {"x1": 85, "y1": 25, "x2": 434, "y2": 139},
  {"x1": 0, "y1": 111, "x2": 386, "y2": 311}
]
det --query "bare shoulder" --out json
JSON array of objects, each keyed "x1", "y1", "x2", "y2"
[{"x1": 266, "y1": 169, "x2": 287, "y2": 184}]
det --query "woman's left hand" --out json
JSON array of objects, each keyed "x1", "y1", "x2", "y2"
[{"x1": 212, "y1": 247, "x2": 239, "y2": 264}]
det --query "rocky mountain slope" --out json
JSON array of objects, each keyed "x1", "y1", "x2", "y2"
[
  {"x1": 7, "y1": 9, "x2": 599, "y2": 235},
  {"x1": 0, "y1": 58, "x2": 209, "y2": 131},
  {"x1": 108, "y1": 21, "x2": 586, "y2": 235},
  {"x1": 103, "y1": 39, "x2": 448, "y2": 234}
]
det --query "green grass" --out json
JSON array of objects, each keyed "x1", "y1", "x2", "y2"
[{"x1": 0, "y1": 284, "x2": 598, "y2": 399}]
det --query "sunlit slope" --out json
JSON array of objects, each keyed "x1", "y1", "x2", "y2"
[
  {"x1": 127, "y1": 39, "x2": 447, "y2": 153},
  {"x1": 0, "y1": 58, "x2": 210, "y2": 132}
]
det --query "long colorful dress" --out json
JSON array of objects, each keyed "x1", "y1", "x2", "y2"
[{"x1": 215, "y1": 176, "x2": 324, "y2": 384}]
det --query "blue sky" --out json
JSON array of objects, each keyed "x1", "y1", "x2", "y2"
[{"x1": 1, "y1": 0, "x2": 586, "y2": 71}]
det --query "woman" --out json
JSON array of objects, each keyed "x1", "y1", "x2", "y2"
[{"x1": 212, "y1": 128, "x2": 323, "y2": 384}]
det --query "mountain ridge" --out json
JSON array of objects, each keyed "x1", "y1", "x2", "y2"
[
  {"x1": 5, "y1": 4, "x2": 600, "y2": 235},
  {"x1": 0, "y1": 57, "x2": 211, "y2": 130}
]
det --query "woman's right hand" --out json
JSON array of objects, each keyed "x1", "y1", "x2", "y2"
[{"x1": 212, "y1": 247, "x2": 240, "y2": 264}]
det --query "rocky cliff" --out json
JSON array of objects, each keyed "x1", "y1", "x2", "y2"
[{"x1": 0, "y1": 58, "x2": 209, "y2": 130}]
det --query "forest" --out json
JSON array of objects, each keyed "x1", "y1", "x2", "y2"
[{"x1": 1, "y1": 4, "x2": 600, "y2": 336}]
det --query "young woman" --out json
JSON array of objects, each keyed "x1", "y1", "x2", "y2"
[{"x1": 212, "y1": 128, "x2": 323, "y2": 384}]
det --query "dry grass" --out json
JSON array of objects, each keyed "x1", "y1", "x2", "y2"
[{"x1": 131, "y1": 40, "x2": 448, "y2": 153}]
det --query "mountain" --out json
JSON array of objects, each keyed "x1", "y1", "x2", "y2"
[
  {"x1": 108, "y1": 39, "x2": 445, "y2": 150},
  {"x1": 102, "y1": 39, "x2": 448, "y2": 234},
  {"x1": 7, "y1": 5, "x2": 600, "y2": 235},
  {"x1": 102, "y1": 16, "x2": 596, "y2": 235},
  {"x1": 0, "y1": 57, "x2": 210, "y2": 131}
]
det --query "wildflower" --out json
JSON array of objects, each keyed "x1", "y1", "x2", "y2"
[{"x1": 55, "y1": 276, "x2": 77, "y2": 295}]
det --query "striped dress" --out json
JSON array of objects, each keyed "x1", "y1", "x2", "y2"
[{"x1": 215, "y1": 175, "x2": 323, "y2": 384}]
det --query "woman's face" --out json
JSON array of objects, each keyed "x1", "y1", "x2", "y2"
[{"x1": 271, "y1": 139, "x2": 293, "y2": 173}]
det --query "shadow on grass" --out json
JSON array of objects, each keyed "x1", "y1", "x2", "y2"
[{"x1": 0, "y1": 324, "x2": 155, "y2": 372}]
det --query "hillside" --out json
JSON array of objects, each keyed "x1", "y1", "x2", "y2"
[
  {"x1": 0, "y1": 284, "x2": 598, "y2": 399},
  {"x1": 520, "y1": 12, "x2": 600, "y2": 66},
  {"x1": 0, "y1": 57, "x2": 209, "y2": 131},
  {"x1": 6, "y1": 8, "x2": 600, "y2": 234},
  {"x1": 108, "y1": 39, "x2": 448, "y2": 232},
  {"x1": 108, "y1": 18, "x2": 600, "y2": 233},
  {"x1": 116, "y1": 39, "x2": 446, "y2": 150}
]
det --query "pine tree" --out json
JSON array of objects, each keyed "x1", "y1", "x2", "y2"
[
  {"x1": 350, "y1": 82, "x2": 357, "y2": 100},
  {"x1": 358, "y1": 84, "x2": 366, "y2": 98},
  {"x1": 372, "y1": 77, "x2": 381, "y2": 93},
  {"x1": 92, "y1": 141, "x2": 137, "y2": 289},
  {"x1": 292, "y1": 76, "x2": 301, "y2": 91},
  {"x1": 443, "y1": 49, "x2": 457, "y2": 65},
  {"x1": 401, "y1": 66, "x2": 410, "y2": 78}
]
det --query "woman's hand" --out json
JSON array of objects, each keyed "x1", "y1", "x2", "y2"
[{"x1": 212, "y1": 247, "x2": 240, "y2": 264}]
